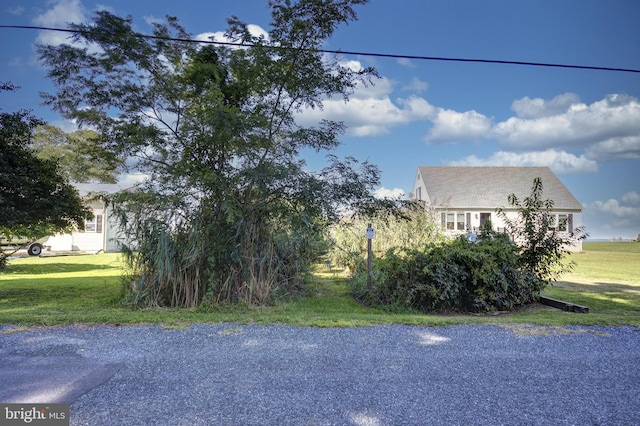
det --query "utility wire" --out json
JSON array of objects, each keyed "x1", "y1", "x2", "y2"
[{"x1": 2, "y1": 24, "x2": 640, "y2": 74}]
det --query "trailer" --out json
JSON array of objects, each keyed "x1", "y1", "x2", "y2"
[{"x1": 0, "y1": 237, "x2": 48, "y2": 256}]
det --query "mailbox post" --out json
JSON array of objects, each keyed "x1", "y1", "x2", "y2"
[{"x1": 366, "y1": 223, "x2": 374, "y2": 290}]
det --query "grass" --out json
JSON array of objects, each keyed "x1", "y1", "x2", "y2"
[
  {"x1": 533, "y1": 241, "x2": 640, "y2": 326},
  {"x1": 0, "y1": 242, "x2": 638, "y2": 327}
]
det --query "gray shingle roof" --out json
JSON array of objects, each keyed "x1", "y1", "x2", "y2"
[{"x1": 417, "y1": 166, "x2": 582, "y2": 210}]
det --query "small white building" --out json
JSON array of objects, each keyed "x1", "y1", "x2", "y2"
[
  {"x1": 44, "y1": 183, "x2": 127, "y2": 253},
  {"x1": 411, "y1": 166, "x2": 584, "y2": 251}
]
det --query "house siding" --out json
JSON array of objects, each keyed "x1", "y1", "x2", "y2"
[{"x1": 44, "y1": 184, "x2": 129, "y2": 253}]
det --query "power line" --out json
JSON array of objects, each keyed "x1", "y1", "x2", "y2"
[{"x1": 2, "y1": 24, "x2": 640, "y2": 74}]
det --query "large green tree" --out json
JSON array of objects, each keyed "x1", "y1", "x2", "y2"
[
  {"x1": 37, "y1": 0, "x2": 392, "y2": 307},
  {"x1": 0, "y1": 83, "x2": 92, "y2": 270},
  {"x1": 32, "y1": 125, "x2": 122, "y2": 183}
]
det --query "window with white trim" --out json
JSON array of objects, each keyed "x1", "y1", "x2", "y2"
[
  {"x1": 548, "y1": 213, "x2": 573, "y2": 232},
  {"x1": 82, "y1": 215, "x2": 103, "y2": 233},
  {"x1": 441, "y1": 212, "x2": 467, "y2": 231}
]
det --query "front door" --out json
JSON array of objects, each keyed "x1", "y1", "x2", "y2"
[{"x1": 479, "y1": 213, "x2": 492, "y2": 229}]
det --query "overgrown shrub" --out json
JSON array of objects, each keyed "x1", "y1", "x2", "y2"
[
  {"x1": 351, "y1": 232, "x2": 543, "y2": 313},
  {"x1": 115, "y1": 189, "x2": 324, "y2": 308}
]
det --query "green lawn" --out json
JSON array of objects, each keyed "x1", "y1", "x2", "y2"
[
  {"x1": 534, "y1": 241, "x2": 640, "y2": 326},
  {"x1": 1, "y1": 242, "x2": 638, "y2": 327}
]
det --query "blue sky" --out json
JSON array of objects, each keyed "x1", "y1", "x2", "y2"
[{"x1": 1, "y1": 0, "x2": 639, "y2": 239}]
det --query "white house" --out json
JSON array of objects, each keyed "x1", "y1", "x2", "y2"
[
  {"x1": 411, "y1": 166, "x2": 584, "y2": 250},
  {"x1": 44, "y1": 183, "x2": 127, "y2": 253}
]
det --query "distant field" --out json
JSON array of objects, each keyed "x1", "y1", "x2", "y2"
[
  {"x1": 0, "y1": 242, "x2": 638, "y2": 327},
  {"x1": 564, "y1": 242, "x2": 639, "y2": 282},
  {"x1": 534, "y1": 241, "x2": 640, "y2": 326}
]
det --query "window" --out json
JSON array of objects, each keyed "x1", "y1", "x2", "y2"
[
  {"x1": 479, "y1": 213, "x2": 491, "y2": 228},
  {"x1": 457, "y1": 213, "x2": 465, "y2": 231},
  {"x1": 558, "y1": 214, "x2": 568, "y2": 232},
  {"x1": 441, "y1": 213, "x2": 455, "y2": 230},
  {"x1": 416, "y1": 187, "x2": 422, "y2": 201},
  {"x1": 441, "y1": 212, "x2": 468, "y2": 231},
  {"x1": 83, "y1": 215, "x2": 103, "y2": 233},
  {"x1": 447, "y1": 213, "x2": 455, "y2": 230},
  {"x1": 555, "y1": 214, "x2": 573, "y2": 232}
]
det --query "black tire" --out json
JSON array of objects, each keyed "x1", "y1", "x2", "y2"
[{"x1": 27, "y1": 243, "x2": 43, "y2": 256}]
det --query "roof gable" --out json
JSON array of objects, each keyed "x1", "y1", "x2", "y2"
[{"x1": 416, "y1": 166, "x2": 582, "y2": 210}]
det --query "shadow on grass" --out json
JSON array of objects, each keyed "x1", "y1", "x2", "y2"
[
  {"x1": 3, "y1": 262, "x2": 120, "y2": 275},
  {"x1": 545, "y1": 280, "x2": 640, "y2": 316},
  {"x1": 555, "y1": 280, "x2": 640, "y2": 294}
]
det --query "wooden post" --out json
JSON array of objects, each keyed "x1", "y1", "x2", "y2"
[{"x1": 366, "y1": 223, "x2": 373, "y2": 290}]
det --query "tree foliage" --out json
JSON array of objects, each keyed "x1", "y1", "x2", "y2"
[
  {"x1": 0, "y1": 83, "x2": 92, "y2": 270},
  {"x1": 32, "y1": 125, "x2": 122, "y2": 183},
  {"x1": 37, "y1": 0, "x2": 395, "y2": 306},
  {"x1": 497, "y1": 177, "x2": 587, "y2": 283}
]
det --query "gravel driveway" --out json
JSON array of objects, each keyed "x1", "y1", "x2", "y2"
[{"x1": 1, "y1": 323, "x2": 639, "y2": 425}]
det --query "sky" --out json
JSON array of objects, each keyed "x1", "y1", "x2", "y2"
[{"x1": 1, "y1": 0, "x2": 639, "y2": 240}]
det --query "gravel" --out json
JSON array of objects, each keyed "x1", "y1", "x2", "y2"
[{"x1": 1, "y1": 323, "x2": 639, "y2": 425}]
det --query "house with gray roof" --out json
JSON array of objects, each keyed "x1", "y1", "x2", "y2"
[{"x1": 412, "y1": 166, "x2": 583, "y2": 250}]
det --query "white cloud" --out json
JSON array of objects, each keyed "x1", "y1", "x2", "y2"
[
  {"x1": 622, "y1": 191, "x2": 640, "y2": 205},
  {"x1": 492, "y1": 93, "x2": 640, "y2": 152},
  {"x1": 449, "y1": 149, "x2": 599, "y2": 174},
  {"x1": 117, "y1": 172, "x2": 149, "y2": 187},
  {"x1": 397, "y1": 58, "x2": 415, "y2": 68},
  {"x1": 409, "y1": 91, "x2": 639, "y2": 172},
  {"x1": 196, "y1": 24, "x2": 269, "y2": 45},
  {"x1": 50, "y1": 118, "x2": 80, "y2": 133},
  {"x1": 585, "y1": 136, "x2": 640, "y2": 161},
  {"x1": 246, "y1": 24, "x2": 270, "y2": 40},
  {"x1": 585, "y1": 193, "x2": 640, "y2": 238},
  {"x1": 332, "y1": 94, "x2": 434, "y2": 137},
  {"x1": 401, "y1": 77, "x2": 428, "y2": 93},
  {"x1": 195, "y1": 31, "x2": 226, "y2": 43},
  {"x1": 143, "y1": 15, "x2": 165, "y2": 27},
  {"x1": 424, "y1": 108, "x2": 492, "y2": 143},
  {"x1": 590, "y1": 198, "x2": 640, "y2": 218},
  {"x1": 511, "y1": 93, "x2": 580, "y2": 119},
  {"x1": 339, "y1": 59, "x2": 364, "y2": 72},
  {"x1": 297, "y1": 67, "x2": 435, "y2": 137},
  {"x1": 351, "y1": 76, "x2": 395, "y2": 100},
  {"x1": 315, "y1": 96, "x2": 411, "y2": 136},
  {"x1": 374, "y1": 187, "x2": 405, "y2": 199},
  {"x1": 33, "y1": 0, "x2": 87, "y2": 46}
]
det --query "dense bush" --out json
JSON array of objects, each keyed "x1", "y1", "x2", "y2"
[{"x1": 350, "y1": 232, "x2": 544, "y2": 313}]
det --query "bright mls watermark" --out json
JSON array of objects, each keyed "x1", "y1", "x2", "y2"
[{"x1": 1, "y1": 404, "x2": 69, "y2": 425}]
